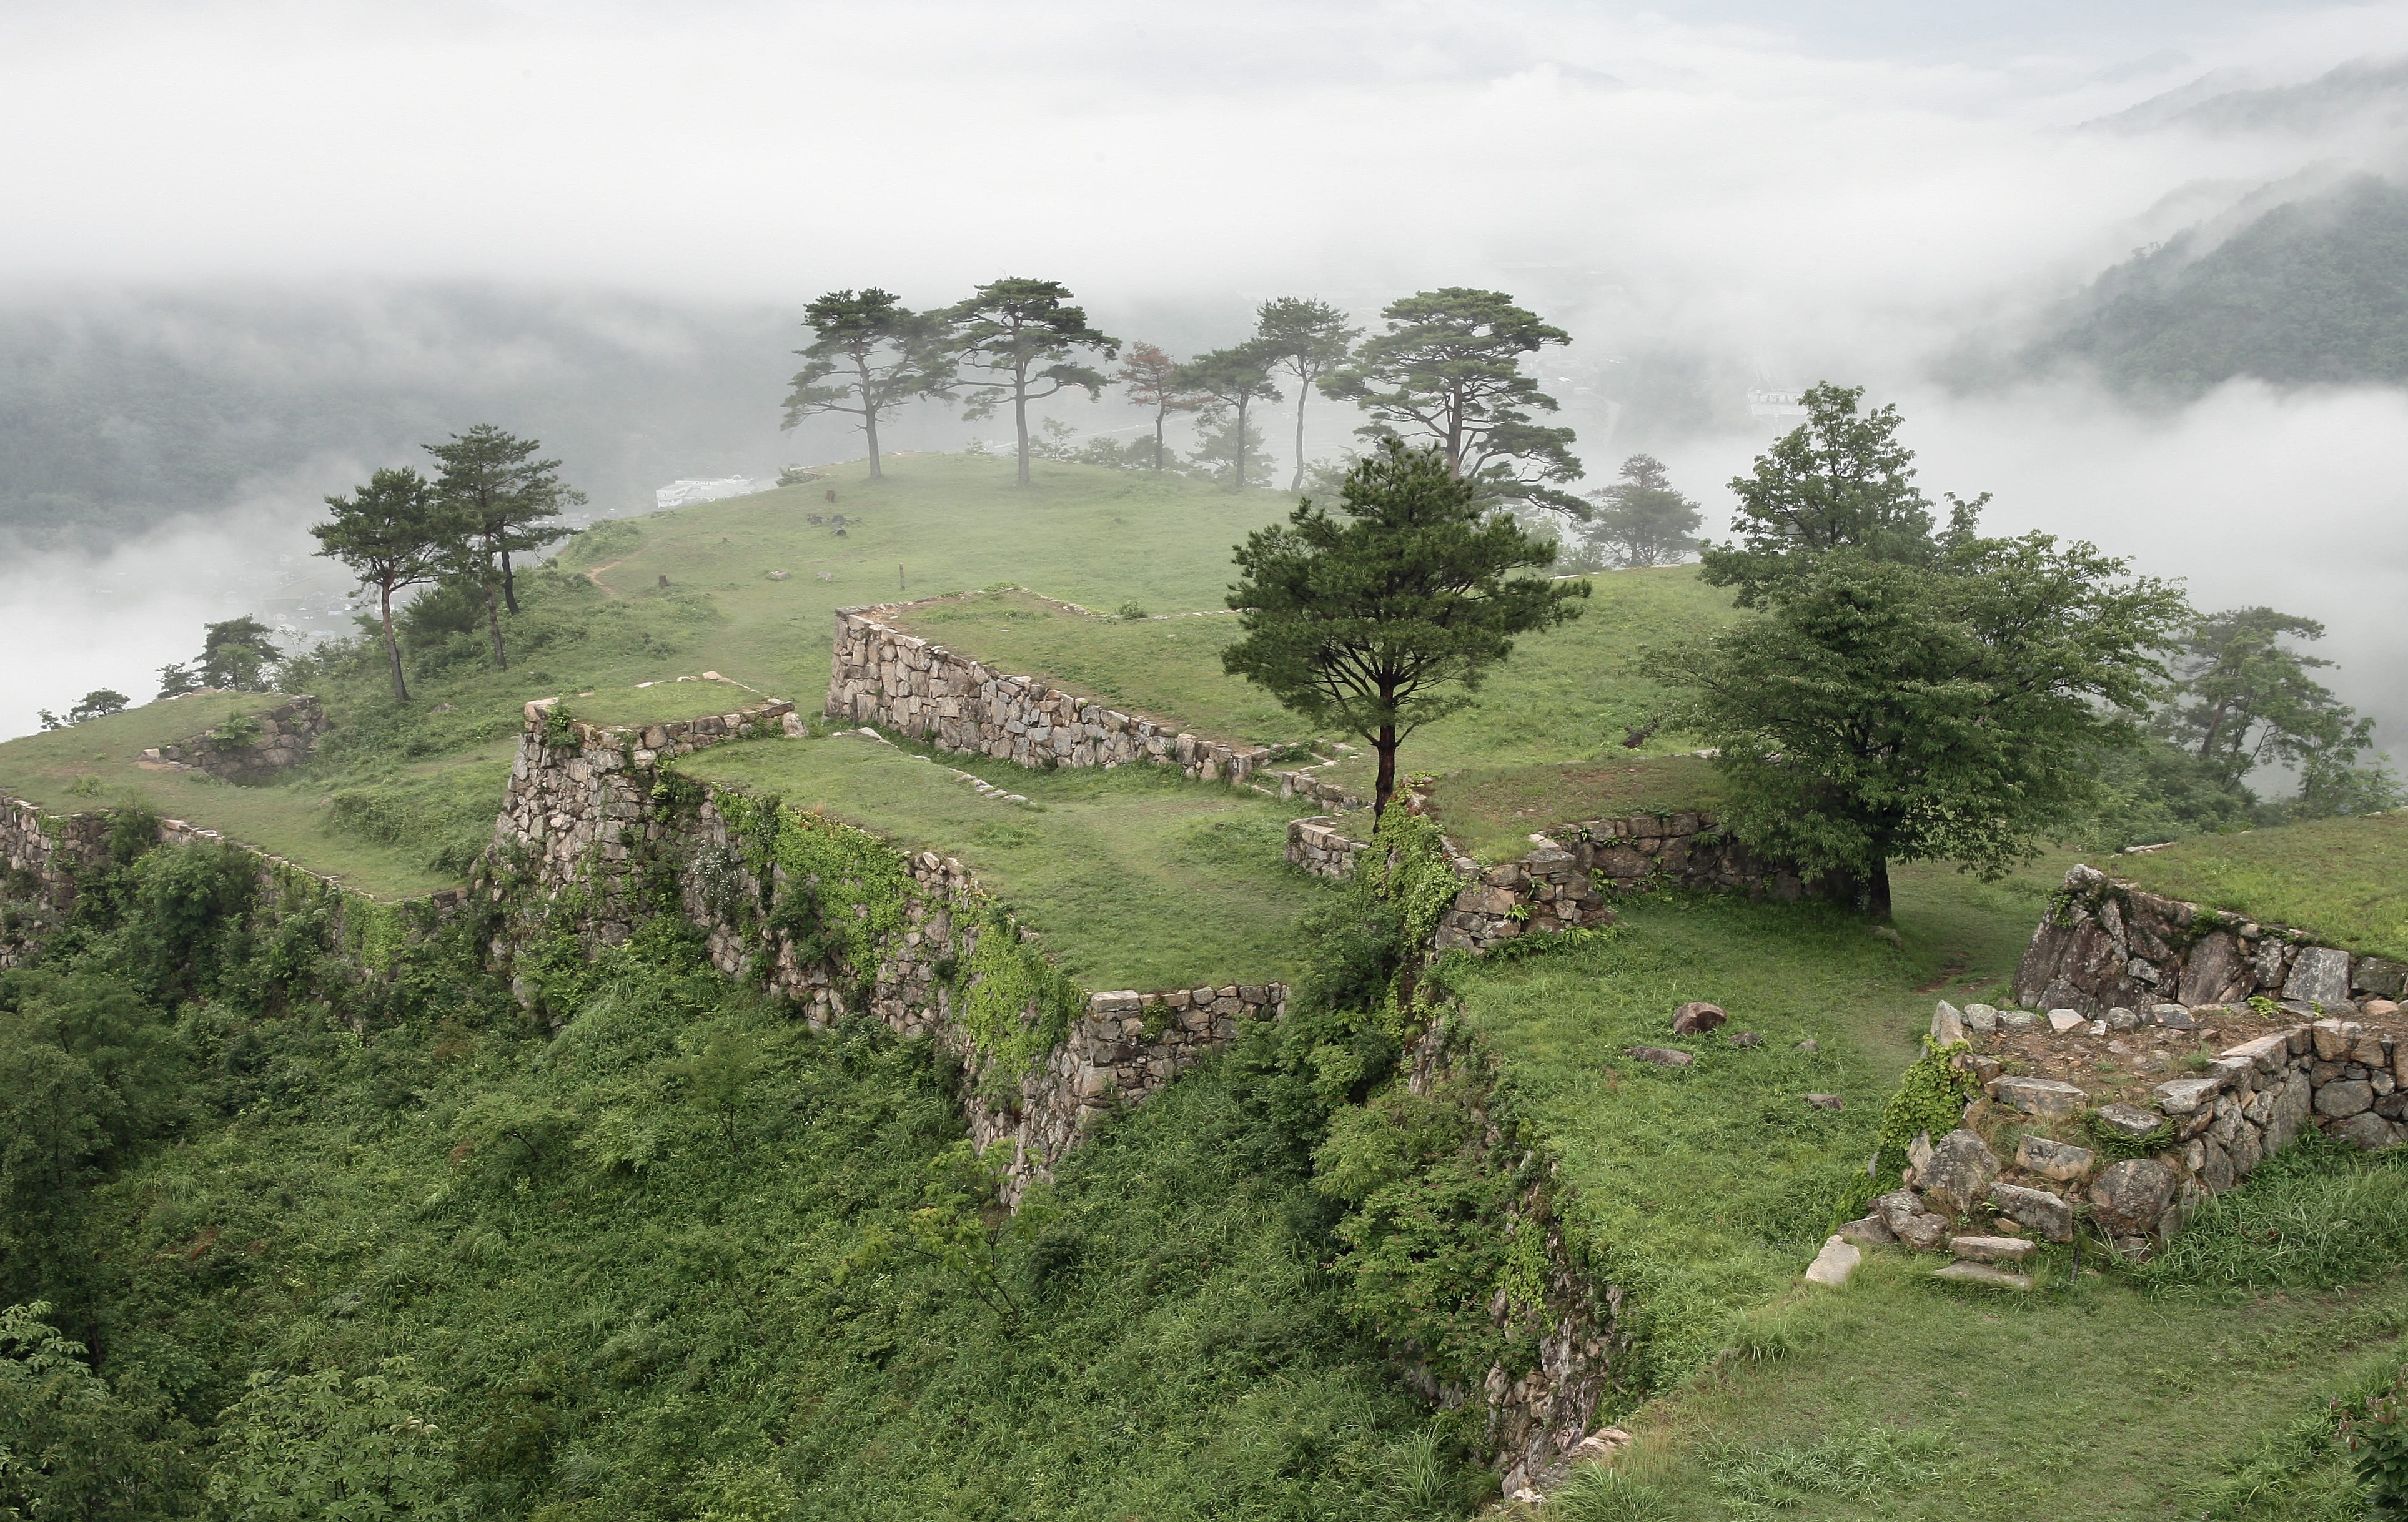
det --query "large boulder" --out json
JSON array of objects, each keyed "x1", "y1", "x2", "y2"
[
  {"x1": 1920, "y1": 1129, "x2": 2001, "y2": 1217},
  {"x1": 2089, "y1": 1159, "x2": 2178, "y2": 1237}
]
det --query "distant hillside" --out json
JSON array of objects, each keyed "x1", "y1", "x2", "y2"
[
  {"x1": 0, "y1": 285, "x2": 808, "y2": 550},
  {"x1": 2027, "y1": 176, "x2": 2408, "y2": 394},
  {"x1": 2088, "y1": 57, "x2": 2408, "y2": 137}
]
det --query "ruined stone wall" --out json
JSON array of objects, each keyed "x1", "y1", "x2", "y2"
[
  {"x1": 488, "y1": 696, "x2": 1283, "y2": 1198},
  {"x1": 1399, "y1": 1019, "x2": 1624, "y2": 1501},
  {"x1": 1288, "y1": 808, "x2": 1814, "y2": 951},
  {"x1": 1845, "y1": 994, "x2": 2396, "y2": 1275},
  {"x1": 143, "y1": 695, "x2": 330, "y2": 784},
  {"x1": 825, "y1": 606, "x2": 1280, "y2": 785},
  {"x1": 2015, "y1": 862, "x2": 2405, "y2": 1015}
]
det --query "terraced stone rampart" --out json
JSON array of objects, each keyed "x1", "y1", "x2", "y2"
[{"x1": 487, "y1": 694, "x2": 1283, "y2": 1199}]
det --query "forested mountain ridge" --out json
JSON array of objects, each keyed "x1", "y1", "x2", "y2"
[{"x1": 2024, "y1": 174, "x2": 2408, "y2": 394}]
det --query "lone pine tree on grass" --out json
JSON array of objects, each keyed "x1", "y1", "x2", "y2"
[
  {"x1": 782, "y1": 288, "x2": 954, "y2": 480},
  {"x1": 1320, "y1": 287, "x2": 1585, "y2": 518},
  {"x1": 1222, "y1": 440, "x2": 1587, "y2": 814},
  {"x1": 946, "y1": 279, "x2": 1119, "y2": 487},
  {"x1": 1252, "y1": 296, "x2": 1359, "y2": 490},
  {"x1": 1182, "y1": 343, "x2": 1282, "y2": 493},
  {"x1": 312, "y1": 467, "x2": 449, "y2": 701},
  {"x1": 424, "y1": 424, "x2": 582, "y2": 670}
]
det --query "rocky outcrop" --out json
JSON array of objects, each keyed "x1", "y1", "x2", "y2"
[
  {"x1": 142, "y1": 696, "x2": 329, "y2": 784},
  {"x1": 2014, "y1": 862, "x2": 2406, "y2": 1015}
]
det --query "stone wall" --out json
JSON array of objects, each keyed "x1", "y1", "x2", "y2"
[
  {"x1": 826, "y1": 605, "x2": 1283, "y2": 786},
  {"x1": 2014, "y1": 862, "x2": 2404, "y2": 1015},
  {"x1": 1289, "y1": 808, "x2": 1814, "y2": 951},
  {"x1": 1839, "y1": 994, "x2": 2400, "y2": 1275},
  {"x1": 487, "y1": 696, "x2": 1283, "y2": 1199},
  {"x1": 1398, "y1": 1018, "x2": 1624, "y2": 1501},
  {"x1": 142, "y1": 695, "x2": 330, "y2": 784}
]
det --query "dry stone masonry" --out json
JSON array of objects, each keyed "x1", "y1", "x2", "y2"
[
  {"x1": 487, "y1": 694, "x2": 1282, "y2": 1199},
  {"x1": 141, "y1": 696, "x2": 330, "y2": 784},
  {"x1": 826, "y1": 602, "x2": 1363, "y2": 806},
  {"x1": 1290, "y1": 807, "x2": 1818, "y2": 951},
  {"x1": 2016, "y1": 862, "x2": 2404, "y2": 1015},
  {"x1": 1833, "y1": 991, "x2": 2400, "y2": 1275}
]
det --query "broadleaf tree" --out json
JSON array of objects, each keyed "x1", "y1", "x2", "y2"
[
  {"x1": 1701, "y1": 381, "x2": 1984, "y2": 603},
  {"x1": 781, "y1": 289, "x2": 953, "y2": 480},
  {"x1": 1667, "y1": 392, "x2": 2185, "y2": 916},
  {"x1": 1319, "y1": 288, "x2": 1585, "y2": 517},
  {"x1": 1181, "y1": 343, "x2": 1282, "y2": 493},
  {"x1": 312, "y1": 466, "x2": 451, "y2": 701},
  {"x1": 945, "y1": 279, "x2": 1119, "y2": 486},
  {"x1": 1252, "y1": 297, "x2": 1359, "y2": 490},
  {"x1": 1116, "y1": 342, "x2": 1205, "y2": 469},
  {"x1": 1222, "y1": 440, "x2": 1588, "y2": 813}
]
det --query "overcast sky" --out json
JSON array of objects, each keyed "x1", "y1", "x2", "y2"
[{"x1": 5, "y1": 0, "x2": 2408, "y2": 748}]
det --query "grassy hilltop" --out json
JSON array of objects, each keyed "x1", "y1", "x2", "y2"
[{"x1": 7, "y1": 451, "x2": 2408, "y2": 1519}]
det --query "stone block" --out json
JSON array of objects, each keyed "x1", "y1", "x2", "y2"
[
  {"x1": 1950, "y1": 1235, "x2": 2036, "y2": 1263},
  {"x1": 2287, "y1": 947, "x2": 2352, "y2": 1007},
  {"x1": 2015, "y1": 1134, "x2": 2096, "y2": 1182},
  {"x1": 1803, "y1": 1235, "x2": 1860, "y2": 1287},
  {"x1": 1991, "y1": 1075, "x2": 2088, "y2": 1119},
  {"x1": 2093, "y1": 1102, "x2": 2166, "y2": 1141},
  {"x1": 2154, "y1": 1078, "x2": 2225, "y2": 1115},
  {"x1": 2316, "y1": 1080, "x2": 2376, "y2": 1119},
  {"x1": 1930, "y1": 1261, "x2": 2033, "y2": 1290},
  {"x1": 2089, "y1": 1158, "x2": 2178, "y2": 1235},
  {"x1": 1921, "y1": 1129, "x2": 1999, "y2": 1216},
  {"x1": 1989, "y1": 1181, "x2": 2073, "y2": 1242}
]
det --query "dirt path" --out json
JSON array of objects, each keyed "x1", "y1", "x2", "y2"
[{"x1": 584, "y1": 559, "x2": 625, "y2": 596}]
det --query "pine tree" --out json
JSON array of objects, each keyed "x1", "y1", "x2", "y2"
[
  {"x1": 781, "y1": 289, "x2": 953, "y2": 479},
  {"x1": 312, "y1": 467, "x2": 449, "y2": 701},
  {"x1": 944, "y1": 279, "x2": 1119, "y2": 487}
]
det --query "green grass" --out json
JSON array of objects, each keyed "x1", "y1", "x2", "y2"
[
  {"x1": 2114, "y1": 811, "x2": 2408, "y2": 961},
  {"x1": 566, "y1": 679, "x2": 777, "y2": 728},
  {"x1": 1602, "y1": 1253, "x2": 2403, "y2": 1520},
  {"x1": 1424, "y1": 755, "x2": 1725, "y2": 862},
  {"x1": 673, "y1": 732, "x2": 1330, "y2": 991},
  {"x1": 1447, "y1": 856, "x2": 2061, "y2": 1395},
  {"x1": 887, "y1": 569, "x2": 1745, "y2": 781},
  {"x1": 0, "y1": 691, "x2": 488, "y2": 901}
]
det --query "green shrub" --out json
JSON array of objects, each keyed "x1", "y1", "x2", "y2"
[
  {"x1": 2341, "y1": 1366, "x2": 2408, "y2": 1518},
  {"x1": 1551, "y1": 1465, "x2": 1668, "y2": 1522}
]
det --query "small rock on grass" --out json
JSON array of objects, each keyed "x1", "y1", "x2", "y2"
[
  {"x1": 1624, "y1": 1046, "x2": 1695, "y2": 1068},
  {"x1": 2048, "y1": 1009, "x2": 2086, "y2": 1032},
  {"x1": 1805, "y1": 1235, "x2": 1861, "y2": 1286},
  {"x1": 1729, "y1": 1030, "x2": 1763, "y2": 1048},
  {"x1": 1795, "y1": 1038, "x2": 1819, "y2": 1054},
  {"x1": 1672, "y1": 1001, "x2": 1727, "y2": 1034},
  {"x1": 1931, "y1": 1260, "x2": 2034, "y2": 1290},
  {"x1": 1805, "y1": 1093, "x2": 1845, "y2": 1110}
]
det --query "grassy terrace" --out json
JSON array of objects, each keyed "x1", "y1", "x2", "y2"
[
  {"x1": 0, "y1": 691, "x2": 487, "y2": 901},
  {"x1": 674, "y1": 731, "x2": 1329, "y2": 992},
  {"x1": 2113, "y1": 810, "x2": 2408, "y2": 962}
]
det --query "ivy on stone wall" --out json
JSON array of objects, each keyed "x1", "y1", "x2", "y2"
[
  {"x1": 714, "y1": 792, "x2": 914, "y2": 979},
  {"x1": 954, "y1": 914, "x2": 1084, "y2": 1084}
]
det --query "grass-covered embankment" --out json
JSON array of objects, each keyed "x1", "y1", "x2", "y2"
[
  {"x1": 676, "y1": 731, "x2": 1329, "y2": 990},
  {"x1": 2114, "y1": 809, "x2": 2408, "y2": 962}
]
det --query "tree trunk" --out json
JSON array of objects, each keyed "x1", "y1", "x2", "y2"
[
  {"x1": 1291, "y1": 382, "x2": 1309, "y2": 492},
  {"x1": 1865, "y1": 857, "x2": 1892, "y2": 920},
  {"x1": 1445, "y1": 384, "x2": 1465, "y2": 475},
  {"x1": 1372, "y1": 721, "x2": 1399, "y2": 818},
  {"x1": 1229, "y1": 398, "x2": 1247, "y2": 494},
  {"x1": 860, "y1": 355, "x2": 884, "y2": 479},
  {"x1": 486, "y1": 583, "x2": 509, "y2": 671},
  {"x1": 500, "y1": 546, "x2": 520, "y2": 615},
  {"x1": 380, "y1": 585, "x2": 409, "y2": 702},
  {"x1": 1013, "y1": 374, "x2": 1031, "y2": 487},
  {"x1": 1154, "y1": 410, "x2": 1166, "y2": 470}
]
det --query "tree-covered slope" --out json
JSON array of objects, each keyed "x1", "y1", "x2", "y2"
[{"x1": 2029, "y1": 176, "x2": 2408, "y2": 394}]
